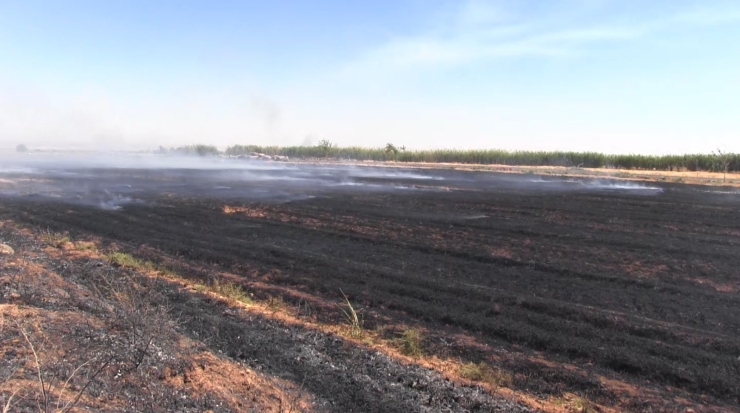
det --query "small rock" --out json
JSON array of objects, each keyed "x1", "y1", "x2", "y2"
[{"x1": 0, "y1": 243, "x2": 14, "y2": 255}]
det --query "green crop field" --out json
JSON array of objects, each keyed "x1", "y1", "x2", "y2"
[{"x1": 162, "y1": 144, "x2": 739, "y2": 173}]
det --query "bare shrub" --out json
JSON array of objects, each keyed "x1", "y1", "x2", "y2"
[{"x1": 2, "y1": 318, "x2": 115, "y2": 413}]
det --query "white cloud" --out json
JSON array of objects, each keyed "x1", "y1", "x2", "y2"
[
  {"x1": 340, "y1": 1, "x2": 740, "y2": 76},
  {"x1": 457, "y1": 0, "x2": 512, "y2": 27},
  {"x1": 670, "y1": 7, "x2": 740, "y2": 26}
]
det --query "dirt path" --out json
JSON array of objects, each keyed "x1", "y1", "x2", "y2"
[{"x1": 297, "y1": 159, "x2": 740, "y2": 187}]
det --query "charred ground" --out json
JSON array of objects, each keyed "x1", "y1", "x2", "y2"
[{"x1": 1, "y1": 161, "x2": 739, "y2": 411}]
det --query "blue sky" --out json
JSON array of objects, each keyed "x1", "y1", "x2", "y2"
[{"x1": 1, "y1": 0, "x2": 739, "y2": 153}]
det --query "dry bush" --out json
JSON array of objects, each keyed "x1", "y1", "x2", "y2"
[
  {"x1": 571, "y1": 396, "x2": 596, "y2": 413},
  {"x1": 73, "y1": 241, "x2": 97, "y2": 252},
  {"x1": 40, "y1": 231, "x2": 70, "y2": 249},
  {"x1": 210, "y1": 279, "x2": 253, "y2": 305},
  {"x1": 266, "y1": 295, "x2": 287, "y2": 313},
  {"x1": 88, "y1": 268, "x2": 178, "y2": 368},
  {"x1": 396, "y1": 328, "x2": 424, "y2": 358},
  {"x1": 555, "y1": 394, "x2": 596, "y2": 413},
  {"x1": 0, "y1": 260, "x2": 179, "y2": 411},
  {"x1": 1, "y1": 317, "x2": 117, "y2": 413},
  {"x1": 458, "y1": 362, "x2": 513, "y2": 389},
  {"x1": 105, "y1": 251, "x2": 151, "y2": 270}
]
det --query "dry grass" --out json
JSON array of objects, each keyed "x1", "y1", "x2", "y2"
[
  {"x1": 74, "y1": 241, "x2": 97, "y2": 252},
  {"x1": 554, "y1": 393, "x2": 597, "y2": 413},
  {"x1": 458, "y1": 362, "x2": 513, "y2": 389},
  {"x1": 211, "y1": 279, "x2": 253, "y2": 305},
  {"x1": 339, "y1": 291, "x2": 364, "y2": 339},
  {"x1": 41, "y1": 230, "x2": 70, "y2": 249},
  {"x1": 105, "y1": 250, "x2": 256, "y2": 307},
  {"x1": 106, "y1": 251, "x2": 144, "y2": 268},
  {"x1": 396, "y1": 328, "x2": 424, "y2": 358},
  {"x1": 571, "y1": 396, "x2": 595, "y2": 413},
  {"x1": 0, "y1": 223, "x2": 310, "y2": 412},
  {"x1": 266, "y1": 295, "x2": 287, "y2": 313},
  {"x1": 106, "y1": 252, "x2": 179, "y2": 279}
]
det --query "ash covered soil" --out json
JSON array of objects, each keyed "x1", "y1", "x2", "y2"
[{"x1": 2, "y1": 156, "x2": 740, "y2": 412}]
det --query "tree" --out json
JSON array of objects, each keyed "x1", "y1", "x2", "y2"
[
  {"x1": 193, "y1": 144, "x2": 219, "y2": 157},
  {"x1": 713, "y1": 148, "x2": 731, "y2": 182},
  {"x1": 16, "y1": 144, "x2": 28, "y2": 153},
  {"x1": 171, "y1": 144, "x2": 219, "y2": 157},
  {"x1": 317, "y1": 139, "x2": 334, "y2": 158},
  {"x1": 384, "y1": 143, "x2": 399, "y2": 156}
]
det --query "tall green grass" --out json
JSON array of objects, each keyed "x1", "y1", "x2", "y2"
[
  {"x1": 223, "y1": 145, "x2": 738, "y2": 172},
  {"x1": 162, "y1": 144, "x2": 739, "y2": 172}
]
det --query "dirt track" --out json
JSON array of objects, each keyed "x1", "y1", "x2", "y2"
[{"x1": 1, "y1": 160, "x2": 740, "y2": 411}]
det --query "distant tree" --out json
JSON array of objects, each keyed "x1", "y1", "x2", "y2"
[
  {"x1": 194, "y1": 144, "x2": 219, "y2": 157},
  {"x1": 172, "y1": 144, "x2": 219, "y2": 157},
  {"x1": 317, "y1": 139, "x2": 334, "y2": 158},
  {"x1": 694, "y1": 157, "x2": 699, "y2": 175},
  {"x1": 713, "y1": 148, "x2": 731, "y2": 182},
  {"x1": 16, "y1": 144, "x2": 28, "y2": 153},
  {"x1": 384, "y1": 143, "x2": 399, "y2": 156}
]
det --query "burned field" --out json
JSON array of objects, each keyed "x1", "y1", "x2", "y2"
[{"x1": 2, "y1": 159, "x2": 740, "y2": 411}]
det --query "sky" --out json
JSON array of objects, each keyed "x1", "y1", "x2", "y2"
[{"x1": 1, "y1": 0, "x2": 739, "y2": 154}]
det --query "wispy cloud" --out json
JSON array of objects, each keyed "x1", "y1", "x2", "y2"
[
  {"x1": 339, "y1": 1, "x2": 740, "y2": 75},
  {"x1": 670, "y1": 7, "x2": 740, "y2": 26}
]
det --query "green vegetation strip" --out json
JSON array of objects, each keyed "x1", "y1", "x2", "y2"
[{"x1": 162, "y1": 144, "x2": 739, "y2": 173}]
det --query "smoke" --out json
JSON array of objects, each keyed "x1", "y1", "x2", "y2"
[
  {"x1": 250, "y1": 96, "x2": 282, "y2": 142},
  {"x1": 0, "y1": 152, "x2": 678, "y2": 211},
  {"x1": 300, "y1": 134, "x2": 316, "y2": 147},
  {"x1": 0, "y1": 82, "x2": 298, "y2": 150},
  {"x1": 525, "y1": 177, "x2": 664, "y2": 193},
  {"x1": 583, "y1": 181, "x2": 663, "y2": 192},
  {"x1": 0, "y1": 153, "x2": 452, "y2": 209}
]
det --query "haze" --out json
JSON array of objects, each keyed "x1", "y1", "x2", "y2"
[{"x1": 1, "y1": 0, "x2": 739, "y2": 154}]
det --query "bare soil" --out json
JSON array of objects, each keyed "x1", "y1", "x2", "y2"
[{"x1": 318, "y1": 159, "x2": 740, "y2": 187}]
